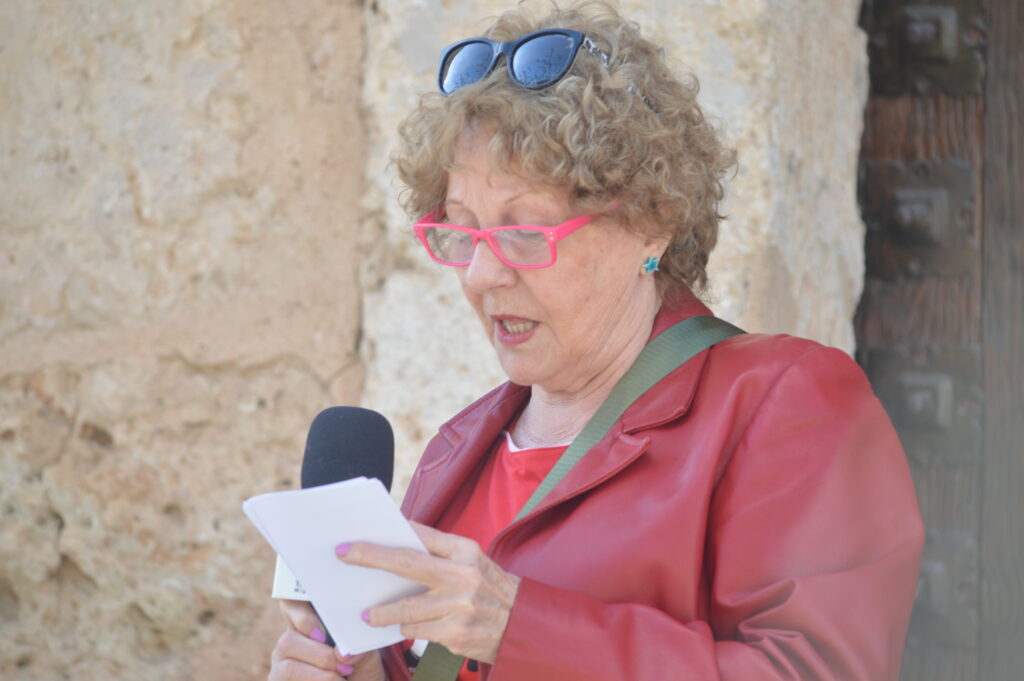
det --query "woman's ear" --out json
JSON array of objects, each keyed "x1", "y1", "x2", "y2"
[{"x1": 643, "y1": 232, "x2": 672, "y2": 260}]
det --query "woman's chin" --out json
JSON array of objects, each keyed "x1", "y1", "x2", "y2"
[
  {"x1": 497, "y1": 363, "x2": 539, "y2": 387},
  {"x1": 494, "y1": 352, "x2": 547, "y2": 388}
]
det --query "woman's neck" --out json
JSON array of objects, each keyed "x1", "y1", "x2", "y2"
[{"x1": 511, "y1": 302, "x2": 660, "y2": 449}]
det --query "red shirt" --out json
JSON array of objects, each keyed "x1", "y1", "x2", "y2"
[{"x1": 433, "y1": 432, "x2": 568, "y2": 681}]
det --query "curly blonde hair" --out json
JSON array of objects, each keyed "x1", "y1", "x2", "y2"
[{"x1": 394, "y1": 0, "x2": 735, "y2": 295}]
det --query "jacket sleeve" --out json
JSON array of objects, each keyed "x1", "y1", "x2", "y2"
[{"x1": 489, "y1": 347, "x2": 924, "y2": 681}]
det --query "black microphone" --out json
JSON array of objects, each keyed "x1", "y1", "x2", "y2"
[
  {"x1": 298, "y1": 406, "x2": 395, "y2": 648},
  {"x1": 301, "y1": 406, "x2": 394, "y2": 492}
]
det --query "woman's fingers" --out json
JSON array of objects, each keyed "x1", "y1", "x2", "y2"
[
  {"x1": 338, "y1": 542, "x2": 454, "y2": 586},
  {"x1": 335, "y1": 526, "x2": 520, "y2": 663},
  {"x1": 279, "y1": 599, "x2": 324, "y2": 637},
  {"x1": 409, "y1": 521, "x2": 469, "y2": 559},
  {"x1": 338, "y1": 650, "x2": 386, "y2": 681},
  {"x1": 338, "y1": 526, "x2": 481, "y2": 586},
  {"x1": 366, "y1": 590, "x2": 455, "y2": 627},
  {"x1": 271, "y1": 629, "x2": 340, "y2": 671},
  {"x1": 272, "y1": 599, "x2": 387, "y2": 679}
]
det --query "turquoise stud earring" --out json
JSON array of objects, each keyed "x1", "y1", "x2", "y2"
[{"x1": 642, "y1": 256, "x2": 660, "y2": 274}]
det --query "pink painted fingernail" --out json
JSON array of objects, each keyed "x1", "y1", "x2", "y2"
[
  {"x1": 310, "y1": 628, "x2": 326, "y2": 643},
  {"x1": 335, "y1": 542, "x2": 352, "y2": 557},
  {"x1": 360, "y1": 608, "x2": 370, "y2": 623},
  {"x1": 337, "y1": 662, "x2": 354, "y2": 675}
]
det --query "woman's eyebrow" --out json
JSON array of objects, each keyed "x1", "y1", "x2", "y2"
[
  {"x1": 445, "y1": 191, "x2": 531, "y2": 207},
  {"x1": 444, "y1": 191, "x2": 535, "y2": 222}
]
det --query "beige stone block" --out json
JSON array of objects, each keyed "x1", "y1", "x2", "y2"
[{"x1": 1, "y1": 1, "x2": 366, "y2": 679}]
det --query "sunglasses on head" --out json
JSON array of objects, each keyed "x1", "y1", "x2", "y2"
[{"x1": 437, "y1": 28, "x2": 656, "y2": 110}]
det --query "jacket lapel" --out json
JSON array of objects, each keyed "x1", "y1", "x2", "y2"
[
  {"x1": 403, "y1": 382, "x2": 530, "y2": 526},
  {"x1": 495, "y1": 340, "x2": 712, "y2": 540}
]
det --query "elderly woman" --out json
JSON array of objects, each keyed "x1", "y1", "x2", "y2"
[{"x1": 269, "y1": 2, "x2": 923, "y2": 680}]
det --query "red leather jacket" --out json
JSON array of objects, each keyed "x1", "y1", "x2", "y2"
[{"x1": 384, "y1": 295, "x2": 924, "y2": 681}]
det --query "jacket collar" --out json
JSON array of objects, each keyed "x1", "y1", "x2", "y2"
[
  {"x1": 620, "y1": 288, "x2": 714, "y2": 432},
  {"x1": 407, "y1": 381, "x2": 529, "y2": 525},
  {"x1": 406, "y1": 289, "x2": 715, "y2": 525}
]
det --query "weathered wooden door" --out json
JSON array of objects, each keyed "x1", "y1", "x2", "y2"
[{"x1": 856, "y1": 1, "x2": 1022, "y2": 679}]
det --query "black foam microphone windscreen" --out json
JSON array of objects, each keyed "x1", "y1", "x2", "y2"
[{"x1": 301, "y1": 407, "x2": 394, "y2": 491}]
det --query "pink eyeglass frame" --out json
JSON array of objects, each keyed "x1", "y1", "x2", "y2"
[{"x1": 413, "y1": 210, "x2": 600, "y2": 269}]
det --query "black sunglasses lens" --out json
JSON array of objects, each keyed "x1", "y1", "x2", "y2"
[
  {"x1": 440, "y1": 42, "x2": 495, "y2": 94},
  {"x1": 511, "y1": 33, "x2": 577, "y2": 88}
]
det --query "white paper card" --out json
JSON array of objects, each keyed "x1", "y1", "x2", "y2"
[
  {"x1": 243, "y1": 477, "x2": 428, "y2": 654},
  {"x1": 271, "y1": 555, "x2": 310, "y2": 600}
]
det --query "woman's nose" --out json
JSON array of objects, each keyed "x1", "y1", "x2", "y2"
[{"x1": 462, "y1": 239, "x2": 516, "y2": 290}]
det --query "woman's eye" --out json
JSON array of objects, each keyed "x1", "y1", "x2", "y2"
[
  {"x1": 503, "y1": 229, "x2": 546, "y2": 242},
  {"x1": 443, "y1": 215, "x2": 476, "y2": 228}
]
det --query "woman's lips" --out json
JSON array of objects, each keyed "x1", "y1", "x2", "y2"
[{"x1": 492, "y1": 315, "x2": 540, "y2": 347}]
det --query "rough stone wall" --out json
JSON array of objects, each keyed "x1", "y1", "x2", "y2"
[
  {"x1": 359, "y1": 0, "x2": 869, "y2": 496},
  {"x1": 0, "y1": 2, "x2": 366, "y2": 679},
  {"x1": 1, "y1": 0, "x2": 868, "y2": 678}
]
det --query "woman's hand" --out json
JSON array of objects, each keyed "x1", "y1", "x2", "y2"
[
  {"x1": 337, "y1": 522, "x2": 521, "y2": 664},
  {"x1": 269, "y1": 600, "x2": 385, "y2": 681}
]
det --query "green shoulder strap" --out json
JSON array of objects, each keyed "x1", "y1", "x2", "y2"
[{"x1": 410, "y1": 315, "x2": 745, "y2": 681}]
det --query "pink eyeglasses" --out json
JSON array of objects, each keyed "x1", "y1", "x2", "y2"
[{"x1": 413, "y1": 210, "x2": 600, "y2": 269}]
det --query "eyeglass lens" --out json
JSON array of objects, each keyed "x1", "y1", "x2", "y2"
[
  {"x1": 441, "y1": 41, "x2": 494, "y2": 94},
  {"x1": 423, "y1": 227, "x2": 552, "y2": 266},
  {"x1": 510, "y1": 33, "x2": 576, "y2": 88}
]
